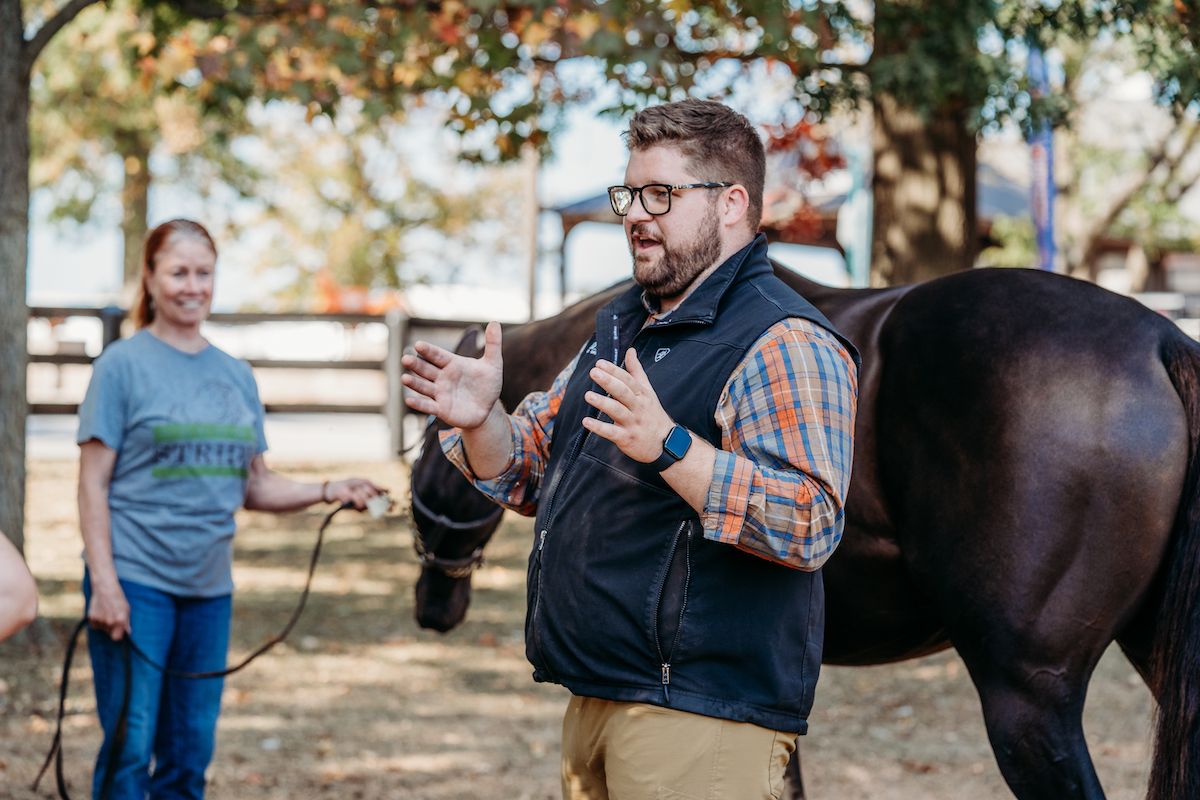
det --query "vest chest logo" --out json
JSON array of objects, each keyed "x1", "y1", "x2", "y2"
[
  {"x1": 654, "y1": 347, "x2": 671, "y2": 363},
  {"x1": 585, "y1": 341, "x2": 597, "y2": 356}
]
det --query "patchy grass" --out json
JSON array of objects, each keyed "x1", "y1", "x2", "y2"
[{"x1": 3, "y1": 459, "x2": 1153, "y2": 799}]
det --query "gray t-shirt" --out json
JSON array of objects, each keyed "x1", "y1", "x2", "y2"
[{"x1": 77, "y1": 329, "x2": 268, "y2": 597}]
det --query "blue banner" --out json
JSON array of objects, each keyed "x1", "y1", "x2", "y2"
[{"x1": 1028, "y1": 47, "x2": 1056, "y2": 272}]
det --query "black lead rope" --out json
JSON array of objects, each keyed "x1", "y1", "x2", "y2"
[{"x1": 34, "y1": 501, "x2": 355, "y2": 800}]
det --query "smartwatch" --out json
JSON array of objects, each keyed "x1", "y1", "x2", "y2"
[{"x1": 652, "y1": 424, "x2": 692, "y2": 472}]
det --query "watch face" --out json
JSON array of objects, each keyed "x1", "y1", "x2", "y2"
[{"x1": 664, "y1": 425, "x2": 691, "y2": 459}]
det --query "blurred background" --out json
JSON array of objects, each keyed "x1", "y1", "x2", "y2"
[
  {"x1": 16, "y1": 1, "x2": 1200, "y2": 470},
  {"x1": 4, "y1": 3, "x2": 1197, "y2": 796}
]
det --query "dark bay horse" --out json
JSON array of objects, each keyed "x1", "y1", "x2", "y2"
[{"x1": 408, "y1": 265, "x2": 1200, "y2": 800}]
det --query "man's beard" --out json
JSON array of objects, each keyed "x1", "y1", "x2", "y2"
[{"x1": 629, "y1": 202, "x2": 722, "y2": 300}]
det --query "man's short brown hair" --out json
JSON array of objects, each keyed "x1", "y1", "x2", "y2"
[{"x1": 624, "y1": 99, "x2": 766, "y2": 230}]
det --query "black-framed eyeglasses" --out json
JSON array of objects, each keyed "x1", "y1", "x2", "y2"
[{"x1": 607, "y1": 182, "x2": 734, "y2": 217}]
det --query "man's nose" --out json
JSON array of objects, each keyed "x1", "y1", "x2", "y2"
[{"x1": 625, "y1": 192, "x2": 653, "y2": 222}]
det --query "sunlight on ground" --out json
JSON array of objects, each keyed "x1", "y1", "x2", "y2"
[{"x1": 3, "y1": 458, "x2": 1157, "y2": 800}]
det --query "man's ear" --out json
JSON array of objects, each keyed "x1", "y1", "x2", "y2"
[{"x1": 719, "y1": 184, "x2": 751, "y2": 230}]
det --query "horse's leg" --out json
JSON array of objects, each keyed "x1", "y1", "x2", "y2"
[
  {"x1": 951, "y1": 634, "x2": 1106, "y2": 799},
  {"x1": 1114, "y1": 602, "x2": 1158, "y2": 690},
  {"x1": 873, "y1": 278, "x2": 1190, "y2": 799},
  {"x1": 899, "y1": 462, "x2": 1174, "y2": 800}
]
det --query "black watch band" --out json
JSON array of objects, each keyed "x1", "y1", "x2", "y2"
[{"x1": 652, "y1": 424, "x2": 692, "y2": 471}]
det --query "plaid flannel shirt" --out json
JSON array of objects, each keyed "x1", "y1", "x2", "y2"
[{"x1": 440, "y1": 317, "x2": 859, "y2": 570}]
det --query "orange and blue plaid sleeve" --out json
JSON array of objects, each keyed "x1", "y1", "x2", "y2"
[
  {"x1": 439, "y1": 351, "x2": 580, "y2": 517},
  {"x1": 704, "y1": 319, "x2": 859, "y2": 570}
]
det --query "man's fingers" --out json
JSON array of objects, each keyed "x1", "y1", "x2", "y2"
[
  {"x1": 412, "y1": 340, "x2": 453, "y2": 369},
  {"x1": 625, "y1": 348, "x2": 647, "y2": 381},
  {"x1": 482, "y1": 321, "x2": 504, "y2": 367},
  {"x1": 401, "y1": 372, "x2": 437, "y2": 398},
  {"x1": 584, "y1": 391, "x2": 631, "y2": 423},
  {"x1": 590, "y1": 365, "x2": 637, "y2": 405},
  {"x1": 401, "y1": 354, "x2": 440, "y2": 383},
  {"x1": 581, "y1": 416, "x2": 619, "y2": 442},
  {"x1": 404, "y1": 393, "x2": 438, "y2": 415}
]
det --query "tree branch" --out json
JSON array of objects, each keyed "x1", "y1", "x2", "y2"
[
  {"x1": 1079, "y1": 124, "x2": 1175, "y2": 276},
  {"x1": 1162, "y1": 125, "x2": 1200, "y2": 204},
  {"x1": 167, "y1": 0, "x2": 311, "y2": 20},
  {"x1": 669, "y1": 48, "x2": 868, "y2": 74},
  {"x1": 165, "y1": 0, "x2": 236, "y2": 19},
  {"x1": 1165, "y1": 168, "x2": 1200, "y2": 205},
  {"x1": 22, "y1": 0, "x2": 103, "y2": 74},
  {"x1": 1160, "y1": 120, "x2": 1200, "y2": 180}
]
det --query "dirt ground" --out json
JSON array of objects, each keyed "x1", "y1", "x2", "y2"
[{"x1": 3, "y1": 458, "x2": 1155, "y2": 799}]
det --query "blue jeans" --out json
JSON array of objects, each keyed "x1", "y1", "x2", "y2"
[{"x1": 85, "y1": 574, "x2": 231, "y2": 800}]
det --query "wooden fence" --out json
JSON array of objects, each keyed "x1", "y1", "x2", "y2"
[{"x1": 27, "y1": 306, "x2": 486, "y2": 456}]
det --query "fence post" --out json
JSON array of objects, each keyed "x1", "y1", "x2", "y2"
[
  {"x1": 385, "y1": 309, "x2": 409, "y2": 457},
  {"x1": 99, "y1": 306, "x2": 126, "y2": 351}
]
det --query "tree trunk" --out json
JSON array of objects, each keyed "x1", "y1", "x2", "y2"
[
  {"x1": 870, "y1": 92, "x2": 978, "y2": 286},
  {"x1": 117, "y1": 132, "x2": 150, "y2": 290},
  {"x1": 0, "y1": 0, "x2": 30, "y2": 551},
  {"x1": 1143, "y1": 254, "x2": 1168, "y2": 293}
]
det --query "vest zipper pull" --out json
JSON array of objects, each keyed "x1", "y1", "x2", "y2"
[
  {"x1": 661, "y1": 663, "x2": 671, "y2": 703},
  {"x1": 539, "y1": 530, "x2": 547, "y2": 551}
]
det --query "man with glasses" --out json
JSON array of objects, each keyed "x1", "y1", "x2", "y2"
[{"x1": 402, "y1": 99, "x2": 859, "y2": 799}]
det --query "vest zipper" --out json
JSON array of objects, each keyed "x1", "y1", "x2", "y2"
[
  {"x1": 539, "y1": 314, "x2": 622, "y2": 549},
  {"x1": 652, "y1": 521, "x2": 693, "y2": 703},
  {"x1": 611, "y1": 313, "x2": 619, "y2": 363},
  {"x1": 531, "y1": 314, "x2": 622, "y2": 674},
  {"x1": 529, "y1": 424, "x2": 588, "y2": 671},
  {"x1": 529, "y1": 528, "x2": 549, "y2": 669}
]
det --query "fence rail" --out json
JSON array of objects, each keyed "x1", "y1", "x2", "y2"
[{"x1": 27, "y1": 305, "x2": 488, "y2": 456}]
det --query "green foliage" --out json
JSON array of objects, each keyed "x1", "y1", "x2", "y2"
[
  {"x1": 29, "y1": 0, "x2": 257, "y2": 234},
  {"x1": 978, "y1": 215, "x2": 1036, "y2": 269},
  {"x1": 26, "y1": 0, "x2": 1200, "y2": 295},
  {"x1": 30, "y1": 1, "x2": 151, "y2": 225},
  {"x1": 35, "y1": 0, "x2": 1190, "y2": 199},
  {"x1": 230, "y1": 103, "x2": 523, "y2": 304},
  {"x1": 28, "y1": 0, "x2": 519, "y2": 302},
  {"x1": 1113, "y1": 197, "x2": 1199, "y2": 263},
  {"x1": 1055, "y1": 34, "x2": 1200, "y2": 275}
]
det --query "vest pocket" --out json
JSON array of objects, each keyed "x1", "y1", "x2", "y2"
[{"x1": 651, "y1": 520, "x2": 694, "y2": 701}]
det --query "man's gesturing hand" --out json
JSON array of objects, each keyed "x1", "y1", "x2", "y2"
[
  {"x1": 582, "y1": 348, "x2": 674, "y2": 463},
  {"x1": 401, "y1": 321, "x2": 504, "y2": 430}
]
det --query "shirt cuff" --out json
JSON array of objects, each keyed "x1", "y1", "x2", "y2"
[
  {"x1": 438, "y1": 426, "x2": 521, "y2": 495},
  {"x1": 701, "y1": 448, "x2": 756, "y2": 545}
]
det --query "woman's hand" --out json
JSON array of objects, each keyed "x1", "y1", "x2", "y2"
[
  {"x1": 87, "y1": 579, "x2": 131, "y2": 641},
  {"x1": 324, "y1": 477, "x2": 390, "y2": 511}
]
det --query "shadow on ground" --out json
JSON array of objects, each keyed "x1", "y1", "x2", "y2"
[{"x1": 2, "y1": 459, "x2": 1155, "y2": 800}]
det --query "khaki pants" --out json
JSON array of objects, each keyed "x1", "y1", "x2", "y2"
[{"x1": 560, "y1": 696, "x2": 797, "y2": 800}]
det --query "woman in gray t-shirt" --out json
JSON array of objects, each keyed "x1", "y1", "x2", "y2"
[{"x1": 77, "y1": 219, "x2": 386, "y2": 799}]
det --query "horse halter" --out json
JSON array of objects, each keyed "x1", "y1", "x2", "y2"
[
  {"x1": 409, "y1": 487, "x2": 502, "y2": 578},
  {"x1": 408, "y1": 414, "x2": 504, "y2": 578}
]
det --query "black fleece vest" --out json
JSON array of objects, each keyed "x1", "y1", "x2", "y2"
[{"x1": 525, "y1": 235, "x2": 859, "y2": 733}]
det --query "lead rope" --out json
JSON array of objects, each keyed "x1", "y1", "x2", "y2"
[{"x1": 34, "y1": 500, "x2": 357, "y2": 800}]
